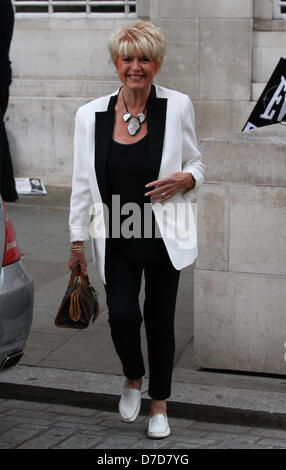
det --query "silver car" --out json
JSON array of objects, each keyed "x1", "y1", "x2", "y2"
[{"x1": 0, "y1": 196, "x2": 34, "y2": 370}]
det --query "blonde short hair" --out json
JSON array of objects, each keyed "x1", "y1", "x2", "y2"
[{"x1": 108, "y1": 21, "x2": 166, "y2": 69}]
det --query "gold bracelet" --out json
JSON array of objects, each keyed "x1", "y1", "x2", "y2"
[{"x1": 71, "y1": 245, "x2": 85, "y2": 251}]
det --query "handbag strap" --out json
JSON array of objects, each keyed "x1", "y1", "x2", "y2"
[
  {"x1": 67, "y1": 268, "x2": 79, "y2": 288},
  {"x1": 69, "y1": 280, "x2": 82, "y2": 321},
  {"x1": 68, "y1": 266, "x2": 91, "y2": 289}
]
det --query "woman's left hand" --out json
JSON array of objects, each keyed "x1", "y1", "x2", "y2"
[{"x1": 144, "y1": 172, "x2": 195, "y2": 203}]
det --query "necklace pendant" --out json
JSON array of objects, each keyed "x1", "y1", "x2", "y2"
[
  {"x1": 123, "y1": 113, "x2": 132, "y2": 122},
  {"x1": 137, "y1": 113, "x2": 146, "y2": 124},
  {"x1": 128, "y1": 117, "x2": 140, "y2": 135},
  {"x1": 121, "y1": 91, "x2": 147, "y2": 136}
]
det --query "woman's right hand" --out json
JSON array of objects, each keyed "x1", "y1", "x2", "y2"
[{"x1": 68, "y1": 243, "x2": 88, "y2": 276}]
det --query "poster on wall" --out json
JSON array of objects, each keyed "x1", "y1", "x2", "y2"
[{"x1": 242, "y1": 57, "x2": 286, "y2": 131}]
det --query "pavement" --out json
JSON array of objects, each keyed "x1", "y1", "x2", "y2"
[
  {"x1": 2, "y1": 397, "x2": 286, "y2": 450},
  {"x1": 1, "y1": 185, "x2": 286, "y2": 437}
]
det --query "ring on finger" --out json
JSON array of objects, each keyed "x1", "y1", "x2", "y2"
[{"x1": 161, "y1": 192, "x2": 167, "y2": 199}]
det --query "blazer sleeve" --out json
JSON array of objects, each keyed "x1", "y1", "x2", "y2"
[
  {"x1": 69, "y1": 107, "x2": 93, "y2": 242},
  {"x1": 181, "y1": 95, "x2": 205, "y2": 192}
]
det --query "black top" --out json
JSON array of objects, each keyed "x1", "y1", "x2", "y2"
[
  {"x1": 106, "y1": 134, "x2": 167, "y2": 261},
  {"x1": 0, "y1": 0, "x2": 14, "y2": 85}
]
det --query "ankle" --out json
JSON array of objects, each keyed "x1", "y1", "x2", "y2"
[
  {"x1": 124, "y1": 377, "x2": 142, "y2": 390},
  {"x1": 150, "y1": 399, "x2": 167, "y2": 417}
]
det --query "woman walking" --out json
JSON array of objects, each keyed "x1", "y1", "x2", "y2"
[{"x1": 68, "y1": 21, "x2": 205, "y2": 439}]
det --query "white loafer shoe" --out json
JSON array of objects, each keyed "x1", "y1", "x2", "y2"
[
  {"x1": 147, "y1": 413, "x2": 171, "y2": 439},
  {"x1": 119, "y1": 388, "x2": 141, "y2": 423}
]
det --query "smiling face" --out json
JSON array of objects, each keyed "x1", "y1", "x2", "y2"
[{"x1": 115, "y1": 53, "x2": 160, "y2": 93}]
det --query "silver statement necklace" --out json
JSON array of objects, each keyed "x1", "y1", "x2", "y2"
[{"x1": 122, "y1": 91, "x2": 147, "y2": 136}]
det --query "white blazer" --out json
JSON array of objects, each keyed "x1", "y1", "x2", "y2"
[{"x1": 69, "y1": 84, "x2": 205, "y2": 284}]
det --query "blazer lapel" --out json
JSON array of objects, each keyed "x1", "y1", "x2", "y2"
[
  {"x1": 146, "y1": 84, "x2": 167, "y2": 184},
  {"x1": 94, "y1": 84, "x2": 167, "y2": 203},
  {"x1": 95, "y1": 94, "x2": 117, "y2": 204}
]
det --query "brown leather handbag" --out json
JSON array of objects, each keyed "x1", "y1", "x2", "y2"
[{"x1": 55, "y1": 267, "x2": 99, "y2": 329}]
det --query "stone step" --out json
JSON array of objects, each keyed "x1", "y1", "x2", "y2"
[{"x1": 1, "y1": 365, "x2": 286, "y2": 429}]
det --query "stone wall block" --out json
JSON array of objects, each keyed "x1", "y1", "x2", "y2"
[
  {"x1": 229, "y1": 185, "x2": 286, "y2": 275},
  {"x1": 196, "y1": 184, "x2": 229, "y2": 271},
  {"x1": 157, "y1": 18, "x2": 199, "y2": 43},
  {"x1": 157, "y1": 0, "x2": 252, "y2": 18},
  {"x1": 195, "y1": 100, "x2": 255, "y2": 139},
  {"x1": 157, "y1": 41, "x2": 199, "y2": 99},
  {"x1": 200, "y1": 19, "x2": 252, "y2": 101},
  {"x1": 199, "y1": 125, "x2": 286, "y2": 187},
  {"x1": 194, "y1": 270, "x2": 286, "y2": 374},
  {"x1": 10, "y1": 30, "x2": 114, "y2": 78},
  {"x1": 253, "y1": 32, "x2": 286, "y2": 83},
  {"x1": 6, "y1": 97, "x2": 84, "y2": 184},
  {"x1": 253, "y1": 0, "x2": 273, "y2": 19}
]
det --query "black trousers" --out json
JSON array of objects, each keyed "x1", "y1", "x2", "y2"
[
  {"x1": 104, "y1": 237, "x2": 181, "y2": 400},
  {"x1": 0, "y1": 85, "x2": 18, "y2": 202}
]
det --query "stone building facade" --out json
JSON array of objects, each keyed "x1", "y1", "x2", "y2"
[{"x1": 6, "y1": 0, "x2": 286, "y2": 184}]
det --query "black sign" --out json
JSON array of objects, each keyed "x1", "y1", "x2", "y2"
[{"x1": 242, "y1": 57, "x2": 286, "y2": 131}]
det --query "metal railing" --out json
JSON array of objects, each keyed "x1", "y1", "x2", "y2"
[
  {"x1": 273, "y1": 0, "x2": 286, "y2": 19},
  {"x1": 12, "y1": 0, "x2": 137, "y2": 17}
]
